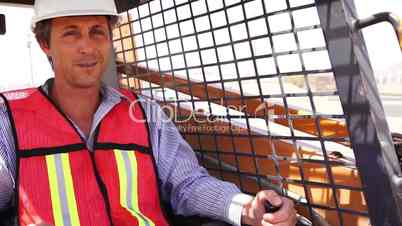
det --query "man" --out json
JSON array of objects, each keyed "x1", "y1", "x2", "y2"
[{"x1": 0, "y1": 0, "x2": 296, "y2": 225}]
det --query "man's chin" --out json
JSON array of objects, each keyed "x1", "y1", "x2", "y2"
[
  {"x1": 73, "y1": 82, "x2": 100, "y2": 89},
  {"x1": 71, "y1": 75, "x2": 102, "y2": 89}
]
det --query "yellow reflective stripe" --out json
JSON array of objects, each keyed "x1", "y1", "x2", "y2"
[
  {"x1": 127, "y1": 151, "x2": 155, "y2": 226},
  {"x1": 46, "y1": 154, "x2": 80, "y2": 226},
  {"x1": 61, "y1": 154, "x2": 81, "y2": 226},
  {"x1": 127, "y1": 151, "x2": 139, "y2": 210},
  {"x1": 46, "y1": 155, "x2": 65, "y2": 226},
  {"x1": 114, "y1": 150, "x2": 128, "y2": 210},
  {"x1": 114, "y1": 150, "x2": 155, "y2": 226}
]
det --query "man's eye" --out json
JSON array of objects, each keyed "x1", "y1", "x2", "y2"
[
  {"x1": 63, "y1": 31, "x2": 78, "y2": 37},
  {"x1": 92, "y1": 29, "x2": 107, "y2": 36}
]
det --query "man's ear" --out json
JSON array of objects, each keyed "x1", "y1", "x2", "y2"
[{"x1": 38, "y1": 40, "x2": 51, "y2": 56}]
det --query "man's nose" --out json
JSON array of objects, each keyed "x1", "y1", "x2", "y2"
[{"x1": 77, "y1": 36, "x2": 97, "y2": 55}]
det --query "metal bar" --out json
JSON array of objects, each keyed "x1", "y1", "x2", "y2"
[
  {"x1": 0, "y1": 14, "x2": 5, "y2": 35},
  {"x1": 352, "y1": 12, "x2": 402, "y2": 51},
  {"x1": 316, "y1": 0, "x2": 402, "y2": 225},
  {"x1": 0, "y1": 0, "x2": 33, "y2": 5},
  {"x1": 117, "y1": 64, "x2": 333, "y2": 87}
]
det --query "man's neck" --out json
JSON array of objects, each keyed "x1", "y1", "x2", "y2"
[{"x1": 50, "y1": 78, "x2": 102, "y2": 137}]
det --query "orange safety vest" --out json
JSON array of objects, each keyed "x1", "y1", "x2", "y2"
[{"x1": 1, "y1": 87, "x2": 170, "y2": 226}]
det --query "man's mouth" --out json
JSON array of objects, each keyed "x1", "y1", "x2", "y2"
[{"x1": 77, "y1": 62, "x2": 98, "y2": 68}]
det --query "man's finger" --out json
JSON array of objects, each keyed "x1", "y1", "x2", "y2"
[
  {"x1": 262, "y1": 209, "x2": 297, "y2": 226},
  {"x1": 257, "y1": 190, "x2": 283, "y2": 208},
  {"x1": 261, "y1": 219, "x2": 296, "y2": 226},
  {"x1": 263, "y1": 197, "x2": 295, "y2": 224}
]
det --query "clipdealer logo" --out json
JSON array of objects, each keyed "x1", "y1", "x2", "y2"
[{"x1": 128, "y1": 97, "x2": 275, "y2": 133}]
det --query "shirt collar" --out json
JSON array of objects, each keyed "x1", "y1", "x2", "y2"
[{"x1": 41, "y1": 78, "x2": 131, "y2": 104}]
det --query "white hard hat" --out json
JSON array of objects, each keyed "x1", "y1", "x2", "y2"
[{"x1": 32, "y1": 0, "x2": 118, "y2": 29}]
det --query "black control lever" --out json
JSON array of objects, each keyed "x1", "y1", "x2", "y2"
[{"x1": 264, "y1": 201, "x2": 282, "y2": 213}]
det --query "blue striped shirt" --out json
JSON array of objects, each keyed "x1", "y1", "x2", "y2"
[{"x1": 0, "y1": 80, "x2": 242, "y2": 224}]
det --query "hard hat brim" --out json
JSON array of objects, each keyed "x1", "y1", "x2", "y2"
[{"x1": 32, "y1": 9, "x2": 118, "y2": 30}]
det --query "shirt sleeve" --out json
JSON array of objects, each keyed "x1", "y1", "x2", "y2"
[
  {"x1": 139, "y1": 97, "x2": 242, "y2": 224},
  {"x1": 0, "y1": 103, "x2": 16, "y2": 210},
  {"x1": 228, "y1": 193, "x2": 254, "y2": 226}
]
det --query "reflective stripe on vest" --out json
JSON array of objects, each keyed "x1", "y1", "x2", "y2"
[
  {"x1": 114, "y1": 150, "x2": 155, "y2": 226},
  {"x1": 46, "y1": 153, "x2": 81, "y2": 226}
]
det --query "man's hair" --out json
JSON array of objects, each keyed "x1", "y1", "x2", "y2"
[{"x1": 33, "y1": 15, "x2": 119, "y2": 47}]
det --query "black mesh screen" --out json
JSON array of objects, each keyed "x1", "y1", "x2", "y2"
[{"x1": 113, "y1": 0, "x2": 369, "y2": 225}]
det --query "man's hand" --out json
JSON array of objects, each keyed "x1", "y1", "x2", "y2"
[{"x1": 241, "y1": 190, "x2": 297, "y2": 226}]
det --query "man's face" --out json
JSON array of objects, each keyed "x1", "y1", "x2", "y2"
[{"x1": 41, "y1": 16, "x2": 112, "y2": 89}]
